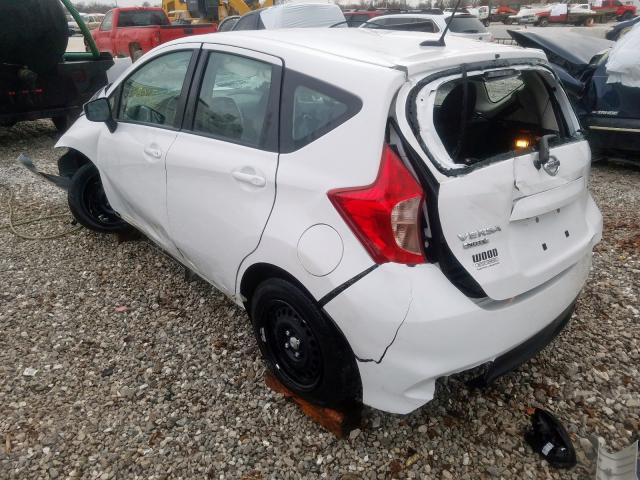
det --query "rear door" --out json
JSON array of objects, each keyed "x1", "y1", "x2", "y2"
[
  {"x1": 397, "y1": 65, "x2": 601, "y2": 300},
  {"x1": 165, "y1": 44, "x2": 282, "y2": 295}
]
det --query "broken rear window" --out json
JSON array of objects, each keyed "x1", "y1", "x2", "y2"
[{"x1": 432, "y1": 69, "x2": 569, "y2": 165}]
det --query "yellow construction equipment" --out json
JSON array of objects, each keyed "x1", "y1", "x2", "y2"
[{"x1": 162, "y1": 0, "x2": 273, "y2": 24}]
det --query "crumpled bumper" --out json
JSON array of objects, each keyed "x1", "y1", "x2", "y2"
[{"x1": 325, "y1": 252, "x2": 593, "y2": 414}]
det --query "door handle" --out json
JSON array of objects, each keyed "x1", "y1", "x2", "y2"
[
  {"x1": 143, "y1": 146, "x2": 163, "y2": 159},
  {"x1": 231, "y1": 170, "x2": 266, "y2": 187}
]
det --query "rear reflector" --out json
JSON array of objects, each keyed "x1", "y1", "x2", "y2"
[{"x1": 328, "y1": 144, "x2": 426, "y2": 265}]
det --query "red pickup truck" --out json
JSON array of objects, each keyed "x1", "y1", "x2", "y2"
[
  {"x1": 92, "y1": 7, "x2": 217, "y2": 60},
  {"x1": 591, "y1": 0, "x2": 637, "y2": 21}
]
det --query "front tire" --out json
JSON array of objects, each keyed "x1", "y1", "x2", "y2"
[
  {"x1": 250, "y1": 278, "x2": 361, "y2": 408},
  {"x1": 538, "y1": 17, "x2": 549, "y2": 26},
  {"x1": 67, "y1": 163, "x2": 130, "y2": 234}
]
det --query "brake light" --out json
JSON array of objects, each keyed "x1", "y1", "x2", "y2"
[{"x1": 328, "y1": 144, "x2": 426, "y2": 265}]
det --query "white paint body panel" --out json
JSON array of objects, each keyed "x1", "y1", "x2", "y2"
[
  {"x1": 98, "y1": 122, "x2": 179, "y2": 251},
  {"x1": 345, "y1": 249, "x2": 595, "y2": 414},
  {"x1": 166, "y1": 132, "x2": 278, "y2": 296},
  {"x1": 297, "y1": 224, "x2": 344, "y2": 277},
  {"x1": 56, "y1": 29, "x2": 602, "y2": 414}
]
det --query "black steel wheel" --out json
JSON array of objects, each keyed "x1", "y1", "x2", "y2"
[
  {"x1": 263, "y1": 300, "x2": 322, "y2": 390},
  {"x1": 68, "y1": 163, "x2": 130, "y2": 234},
  {"x1": 250, "y1": 278, "x2": 361, "y2": 408}
]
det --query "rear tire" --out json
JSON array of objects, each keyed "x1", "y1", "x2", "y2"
[
  {"x1": 583, "y1": 17, "x2": 595, "y2": 26},
  {"x1": 67, "y1": 163, "x2": 130, "y2": 234},
  {"x1": 250, "y1": 278, "x2": 361, "y2": 408}
]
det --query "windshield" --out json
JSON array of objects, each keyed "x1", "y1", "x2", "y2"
[
  {"x1": 119, "y1": 11, "x2": 169, "y2": 27},
  {"x1": 445, "y1": 15, "x2": 487, "y2": 33}
]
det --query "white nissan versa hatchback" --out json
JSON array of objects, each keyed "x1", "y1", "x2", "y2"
[{"x1": 55, "y1": 29, "x2": 602, "y2": 414}]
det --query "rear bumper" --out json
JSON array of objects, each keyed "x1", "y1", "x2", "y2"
[
  {"x1": 469, "y1": 298, "x2": 576, "y2": 387},
  {"x1": 325, "y1": 251, "x2": 594, "y2": 414}
]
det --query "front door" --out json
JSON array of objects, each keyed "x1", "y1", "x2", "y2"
[
  {"x1": 98, "y1": 45, "x2": 198, "y2": 252},
  {"x1": 166, "y1": 45, "x2": 282, "y2": 295}
]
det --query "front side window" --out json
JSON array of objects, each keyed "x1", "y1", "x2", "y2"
[
  {"x1": 101, "y1": 11, "x2": 113, "y2": 30},
  {"x1": 193, "y1": 52, "x2": 274, "y2": 147},
  {"x1": 118, "y1": 50, "x2": 192, "y2": 127}
]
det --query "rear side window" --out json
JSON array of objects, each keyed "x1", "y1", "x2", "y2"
[
  {"x1": 280, "y1": 71, "x2": 362, "y2": 152},
  {"x1": 218, "y1": 16, "x2": 239, "y2": 31},
  {"x1": 233, "y1": 11, "x2": 262, "y2": 30},
  {"x1": 346, "y1": 13, "x2": 370, "y2": 26},
  {"x1": 118, "y1": 10, "x2": 169, "y2": 27},
  {"x1": 292, "y1": 86, "x2": 347, "y2": 141},
  {"x1": 446, "y1": 15, "x2": 487, "y2": 33},
  {"x1": 383, "y1": 17, "x2": 438, "y2": 32}
]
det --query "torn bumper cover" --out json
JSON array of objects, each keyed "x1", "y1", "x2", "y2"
[
  {"x1": 16, "y1": 153, "x2": 70, "y2": 190},
  {"x1": 324, "y1": 253, "x2": 592, "y2": 414}
]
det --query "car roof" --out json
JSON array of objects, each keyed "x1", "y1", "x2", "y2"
[
  {"x1": 368, "y1": 13, "x2": 448, "y2": 22},
  {"x1": 167, "y1": 29, "x2": 545, "y2": 76},
  {"x1": 371, "y1": 12, "x2": 478, "y2": 20},
  {"x1": 371, "y1": 13, "x2": 445, "y2": 19}
]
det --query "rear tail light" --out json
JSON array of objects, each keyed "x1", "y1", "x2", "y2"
[{"x1": 328, "y1": 144, "x2": 426, "y2": 265}]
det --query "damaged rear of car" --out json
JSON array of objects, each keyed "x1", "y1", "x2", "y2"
[
  {"x1": 328, "y1": 46, "x2": 602, "y2": 414},
  {"x1": 509, "y1": 28, "x2": 640, "y2": 163}
]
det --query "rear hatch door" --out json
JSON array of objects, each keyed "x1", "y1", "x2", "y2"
[{"x1": 397, "y1": 64, "x2": 601, "y2": 300}]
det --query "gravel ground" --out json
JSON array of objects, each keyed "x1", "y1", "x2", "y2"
[{"x1": 1, "y1": 120, "x2": 638, "y2": 479}]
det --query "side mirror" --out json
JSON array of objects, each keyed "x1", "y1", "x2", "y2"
[{"x1": 84, "y1": 98, "x2": 117, "y2": 133}]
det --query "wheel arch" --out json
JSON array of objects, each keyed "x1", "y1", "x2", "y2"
[
  {"x1": 240, "y1": 262, "x2": 316, "y2": 309},
  {"x1": 55, "y1": 114, "x2": 103, "y2": 170},
  {"x1": 57, "y1": 148, "x2": 93, "y2": 178}
]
